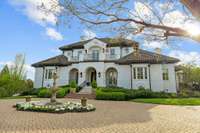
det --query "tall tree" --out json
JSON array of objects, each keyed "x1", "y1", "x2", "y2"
[
  {"x1": 181, "y1": 0, "x2": 200, "y2": 20},
  {"x1": 0, "y1": 54, "x2": 28, "y2": 97},
  {"x1": 0, "y1": 65, "x2": 9, "y2": 77},
  {"x1": 10, "y1": 54, "x2": 26, "y2": 80},
  {"x1": 42, "y1": 0, "x2": 200, "y2": 43}
]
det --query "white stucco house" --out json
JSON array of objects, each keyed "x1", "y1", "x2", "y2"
[{"x1": 32, "y1": 38, "x2": 179, "y2": 93}]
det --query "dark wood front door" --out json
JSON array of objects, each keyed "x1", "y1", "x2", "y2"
[{"x1": 91, "y1": 71, "x2": 96, "y2": 82}]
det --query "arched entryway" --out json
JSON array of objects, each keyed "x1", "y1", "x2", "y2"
[
  {"x1": 86, "y1": 67, "x2": 97, "y2": 83},
  {"x1": 69, "y1": 68, "x2": 79, "y2": 84},
  {"x1": 106, "y1": 68, "x2": 118, "y2": 87}
]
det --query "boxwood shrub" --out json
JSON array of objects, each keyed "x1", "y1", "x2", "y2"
[
  {"x1": 56, "y1": 88, "x2": 66, "y2": 98},
  {"x1": 20, "y1": 88, "x2": 39, "y2": 96},
  {"x1": 37, "y1": 87, "x2": 70, "y2": 98},
  {"x1": 96, "y1": 89, "x2": 126, "y2": 101},
  {"x1": 37, "y1": 89, "x2": 51, "y2": 98},
  {"x1": 96, "y1": 87, "x2": 177, "y2": 101}
]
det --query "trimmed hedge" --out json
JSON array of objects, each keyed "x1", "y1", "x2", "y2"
[
  {"x1": 37, "y1": 87, "x2": 70, "y2": 98},
  {"x1": 37, "y1": 89, "x2": 51, "y2": 98},
  {"x1": 96, "y1": 90, "x2": 126, "y2": 101},
  {"x1": 20, "y1": 88, "x2": 39, "y2": 96},
  {"x1": 56, "y1": 88, "x2": 66, "y2": 98},
  {"x1": 91, "y1": 80, "x2": 97, "y2": 89},
  {"x1": 95, "y1": 87, "x2": 177, "y2": 101}
]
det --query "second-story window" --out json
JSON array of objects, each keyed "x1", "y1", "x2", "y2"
[
  {"x1": 78, "y1": 50, "x2": 82, "y2": 60},
  {"x1": 92, "y1": 50, "x2": 99, "y2": 60},
  {"x1": 110, "y1": 49, "x2": 115, "y2": 55}
]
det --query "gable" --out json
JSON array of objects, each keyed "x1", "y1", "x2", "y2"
[{"x1": 84, "y1": 38, "x2": 107, "y2": 50}]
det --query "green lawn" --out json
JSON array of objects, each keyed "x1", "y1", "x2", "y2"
[{"x1": 132, "y1": 98, "x2": 200, "y2": 106}]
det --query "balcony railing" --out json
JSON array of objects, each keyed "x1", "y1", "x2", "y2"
[
  {"x1": 70, "y1": 56, "x2": 79, "y2": 61},
  {"x1": 105, "y1": 54, "x2": 118, "y2": 60},
  {"x1": 70, "y1": 54, "x2": 118, "y2": 61},
  {"x1": 84, "y1": 54, "x2": 99, "y2": 61}
]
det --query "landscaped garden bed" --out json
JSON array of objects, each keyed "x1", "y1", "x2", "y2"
[
  {"x1": 15, "y1": 101, "x2": 96, "y2": 113},
  {"x1": 95, "y1": 87, "x2": 177, "y2": 101}
]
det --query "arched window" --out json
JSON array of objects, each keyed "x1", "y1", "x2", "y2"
[
  {"x1": 69, "y1": 68, "x2": 79, "y2": 84},
  {"x1": 106, "y1": 68, "x2": 118, "y2": 87}
]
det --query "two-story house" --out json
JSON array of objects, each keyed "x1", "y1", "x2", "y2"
[{"x1": 32, "y1": 38, "x2": 179, "y2": 92}]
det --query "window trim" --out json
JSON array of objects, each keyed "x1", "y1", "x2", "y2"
[
  {"x1": 133, "y1": 67, "x2": 148, "y2": 80},
  {"x1": 45, "y1": 69, "x2": 55, "y2": 80},
  {"x1": 162, "y1": 68, "x2": 169, "y2": 80}
]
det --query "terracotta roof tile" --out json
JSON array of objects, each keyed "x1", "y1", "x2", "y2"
[{"x1": 32, "y1": 55, "x2": 72, "y2": 67}]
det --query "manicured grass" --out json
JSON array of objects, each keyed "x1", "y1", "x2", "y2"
[
  {"x1": 132, "y1": 98, "x2": 200, "y2": 106},
  {"x1": 0, "y1": 95, "x2": 38, "y2": 99}
]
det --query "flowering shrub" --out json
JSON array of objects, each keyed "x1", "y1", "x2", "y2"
[{"x1": 15, "y1": 101, "x2": 95, "y2": 113}]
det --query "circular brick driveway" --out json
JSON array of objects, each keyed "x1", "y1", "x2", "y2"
[{"x1": 1, "y1": 98, "x2": 200, "y2": 133}]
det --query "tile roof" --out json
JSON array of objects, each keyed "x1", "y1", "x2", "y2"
[
  {"x1": 59, "y1": 37, "x2": 138, "y2": 50},
  {"x1": 32, "y1": 55, "x2": 72, "y2": 67},
  {"x1": 116, "y1": 49, "x2": 180, "y2": 64}
]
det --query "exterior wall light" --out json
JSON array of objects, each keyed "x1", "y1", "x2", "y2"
[
  {"x1": 80, "y1": 72, "x2": 83, "y2": 78},
  {"x1": 98, "y1": 72, "x2": 101, "y2": 78}
]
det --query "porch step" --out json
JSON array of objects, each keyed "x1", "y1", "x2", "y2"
[
  {"x1": 66, "y1": 93, "x2": 96, "y2": 99},
  {"x1": 78, "y1": 86, "x2": 92, "y2": 94}
]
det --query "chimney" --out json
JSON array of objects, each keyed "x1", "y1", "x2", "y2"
[
  {"x1": 133, "y1": 43, "x2": 139, "y2": 55},
  {"x1": 155, "y1": 48, "x2": 161, "y2": 61}
]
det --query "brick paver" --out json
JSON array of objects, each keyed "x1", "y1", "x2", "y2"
[{"x1": 0, "y1": 98, "x2": 200, "y2": 133}]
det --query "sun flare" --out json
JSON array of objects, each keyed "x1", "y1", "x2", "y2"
[{"x1": 185, "y1": 23, "x2": 200, "y2": 36}]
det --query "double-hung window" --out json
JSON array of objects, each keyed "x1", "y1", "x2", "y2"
[
  {"x1": 137, "y1": 67, "x2": 143, "y2": 79},
  {"x1": 162, "y1": 68, "x2": 169, "y2": 80},
  {"x1": 45, "y1": 69, "x2": 55, "y2": 80},
  {"x1": 133, "y1": 67, "x2": 148, "y2": 80}
]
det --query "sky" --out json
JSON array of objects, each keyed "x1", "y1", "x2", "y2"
[{"x1": 0, "y1": 0, "x2": 200, "y2": 80}]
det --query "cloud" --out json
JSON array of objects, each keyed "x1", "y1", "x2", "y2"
[
  {"x1": 134, "y1": 2, "x2": 154, "y2": 22},
  {"x1": 163, "y1": 10, "x2": 187, "y2": 28},
  {"x1": 169, "y1": 50, "x2": 200, "y2": 65},
  {"x1": 0, "y1": 61, "x2": 35, "y2": 80},
  {"x1": 46, "y1": 27, "x2": 63, "y2": 40},
  {"x1": 142, "y1": 40, "x2": 167, "y2": 49},
  {"x1": 81, "y1": 29, "x2": 96, "y2": 40},
  {"x1": 9, "y1": 0, "x2": 62, "y2": 26},
  {"x1": 10, "y1": 0, "x2": 64, "y2": 40}
]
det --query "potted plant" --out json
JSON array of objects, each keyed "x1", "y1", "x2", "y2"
[
  {"x1": 91, "y1": 80, "x2": 97, "y2": 89},
  {"x1": 25, "y1": 96, "x2": 32, "y2": 102},
  {"x1": 81, "y1": 97, "x2": 87, "y2": 107}
]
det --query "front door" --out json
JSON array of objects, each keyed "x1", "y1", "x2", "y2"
[{"x1": 90, "y1": 71, "x2": 96, "y2": 83}]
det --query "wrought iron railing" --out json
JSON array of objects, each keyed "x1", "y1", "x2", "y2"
[{"x1": 84, "y1": 54, "x2": 99, "y2": 61}]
